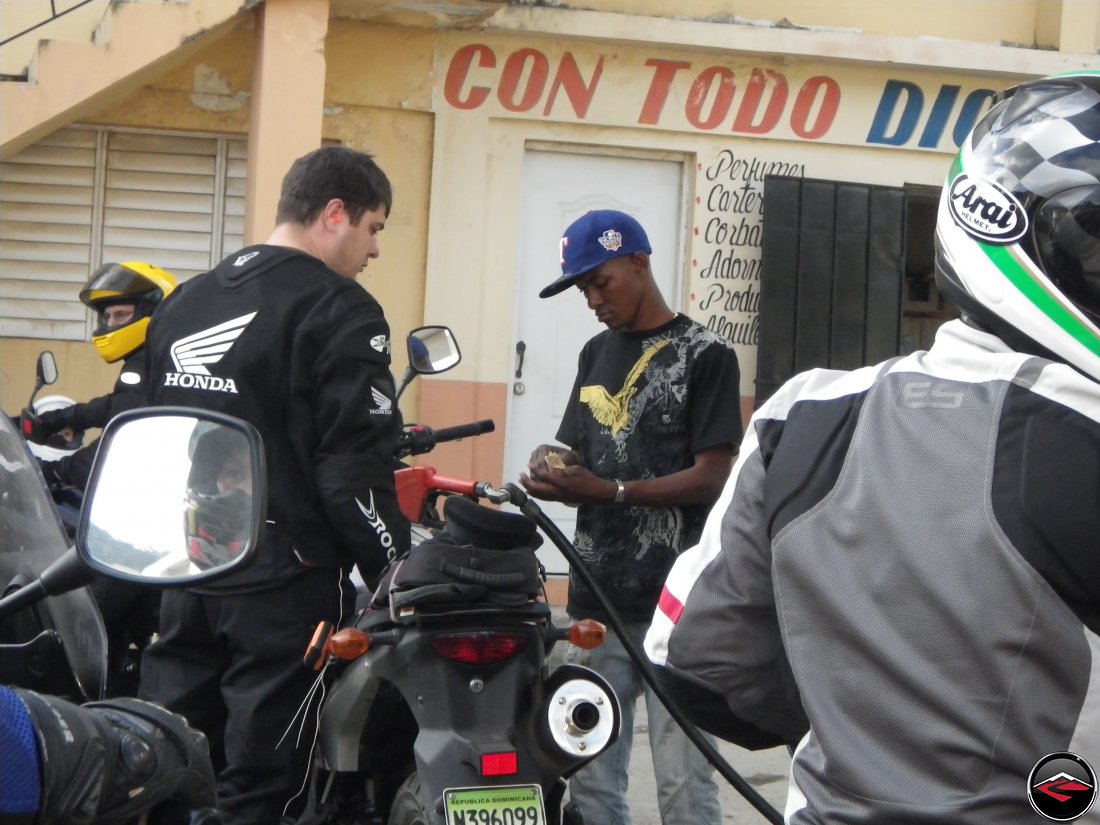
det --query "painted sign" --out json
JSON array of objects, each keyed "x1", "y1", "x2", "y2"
[
  {"x1": 442, "y1": 43, "x2": 998, "y2": 153},
  {"x1": 690, "y1": 149, "x2": 808, "y2": 386}
]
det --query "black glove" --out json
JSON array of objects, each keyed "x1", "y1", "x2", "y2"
[
  {"x1": 37, "y1": 457, "x2": 67, "y2": 492},
  {"x1": 38, "y1": 404, "x2": 77, "y2": 435},
  {"x1": 19, "y1": 406, "x2": 48, "y2": 444},
  {"x1": 13, "y1": 689, "x2": 216, "y2": 825}
]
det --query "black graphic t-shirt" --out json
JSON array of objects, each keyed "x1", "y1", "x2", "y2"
[{"x1": 557, "y1": 314, "x2": 743, "y2": 621}]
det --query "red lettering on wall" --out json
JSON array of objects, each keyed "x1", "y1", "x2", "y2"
[
  {"x1": 639, "y1": 59, "x2": 692, "y2": 125},
  {"x1": 790, "y1": 75, "x2": 841, "y2": 139},
  {"x1": 686, "y1": 66, "x2": 736, "y2": 130},
  {"x1": 499, "y1": 48, "x2": 550, "y2": 112},
  {"x1": 444, "y1": 43, "x2": 496, "y2": 110},
  {"x1": 733, "y1": 69, "x2": 788, "y2": 134},
  {"x1": 442, "y1": 45, "x2": 841, "y2": 143},
  {"x1": 543, "y1": 52, "x2": 605, "y2": 118}
]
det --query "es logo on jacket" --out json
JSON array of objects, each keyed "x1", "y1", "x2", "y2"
[{"x1": 163, "y1": 312, "x2": 257, "y2": 393}]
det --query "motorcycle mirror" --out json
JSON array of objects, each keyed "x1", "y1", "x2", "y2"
[
  {"x1": 396, "y1": 325, "x2": 462, "y2": 400},
  {"x1": 408, "y1": 326, "x2": 461, "y2": 376},
  {"x1": 76, "y1": 407, "x2": 267, "y2": 586},
  {"x1": 29, "y1": 351, "x2": 59, "y2": 407}
]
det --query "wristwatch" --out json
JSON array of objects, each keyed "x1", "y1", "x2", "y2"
[{"x1": 614, "y1": 479, "x2": 626, "y2": 504}]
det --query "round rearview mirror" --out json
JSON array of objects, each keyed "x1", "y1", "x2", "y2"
[
  {"x1": 408, "y1": 326, "x2": 461, "y2": 375},
  {"x1": 77, "y1": 408, "x2": 265, "y2": 586}
]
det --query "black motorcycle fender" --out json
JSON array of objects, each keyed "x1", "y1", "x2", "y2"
[{"x1": 318, "y1": 655, "x2": 387, "y2": 770}]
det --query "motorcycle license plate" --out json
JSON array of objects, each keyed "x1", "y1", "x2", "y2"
[{"x1": 443, "y1": 784, "x2": 545, "y2": 825}]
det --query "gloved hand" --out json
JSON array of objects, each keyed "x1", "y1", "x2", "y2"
[
  {"x1": 39, "y1": 404, "x2": 77, "y2": 433},
  {"x1": 19, "y1": 406, "x2": 48, "y2": 444},
  {"x1": 36, "y1": 457, "x2": 67, "y2": 493},
  {"x1": 13, "y1": 689, "x2": 216, "y2": 825}
]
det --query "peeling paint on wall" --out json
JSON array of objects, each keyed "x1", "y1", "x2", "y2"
[{"x1": 190, "y1": 63, "x2": 249, "y2": 111}]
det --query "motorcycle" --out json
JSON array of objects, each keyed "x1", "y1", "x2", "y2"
[
  {"x1": 285, "y1": 329, "x2": 622, "y2": 825},
  {"x1": 292, "y1": 326, "x2": 784, "y2": 825},
  {"x1": 0, "y1": 404, "x2": 267, "y2": 703}
]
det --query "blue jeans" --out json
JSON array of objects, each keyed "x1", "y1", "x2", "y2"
[{"x1": 564, "y1": 620, "x2": 722, "y2": 825}]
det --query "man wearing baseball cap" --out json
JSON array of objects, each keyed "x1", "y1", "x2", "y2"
[{"x1": 521, "y1": 209, "x2": 743, "y2": 825}]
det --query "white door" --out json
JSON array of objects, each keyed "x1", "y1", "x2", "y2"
[{"x1": 504, "y1": 150, "x2": 684, "y2": 576}]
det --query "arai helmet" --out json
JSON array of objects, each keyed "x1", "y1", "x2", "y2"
[
  {"x1": 79, "y1": 262, "x2": 177, "y2": 363},
  {"x1": 935, "y1": 71, "x2": 1100, "y2": 381}
]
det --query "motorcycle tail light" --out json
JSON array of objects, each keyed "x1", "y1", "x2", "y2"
[
  {"x1": 480, "y1": 751, "x2": 518, "y2": 777},
  {"x1": 567, "y1": 619, "x2": 607, "y2": 650},
  {"x1": 430, "y1": 632, "x2": 528, "y2": 665}
]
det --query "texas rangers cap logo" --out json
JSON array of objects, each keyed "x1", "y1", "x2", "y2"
[{"x1": 597, "y1": 229, "x2": 623, "y2": 252}]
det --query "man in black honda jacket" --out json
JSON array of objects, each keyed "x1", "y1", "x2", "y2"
[{"x1": 139, "y1": 145, "x2": 410, "y2": 825}]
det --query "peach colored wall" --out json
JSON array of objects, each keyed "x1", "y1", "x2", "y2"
[
  {"x1": 608, "y1": 0, "x2": 1050, "y2": 45},
  {"x1": 8, "y1": 0, "x2": 1097, "y2": 80},
  {"x1": 0, "y1": 339, "x2": 120, "y2": 429},
  {"x1": 244, "y1": 0, "x2": 329, "y2": 244},
  {"x1": 415, "y1": 377, "x2": 508, "y2": 485}
]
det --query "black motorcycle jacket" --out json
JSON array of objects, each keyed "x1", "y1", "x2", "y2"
[
  {"x1": 41, "y1": 352, "x2": 147, "y2": 490},
  {"x1": 143, "y1": 245, "x2": 410, "y2": 591}
]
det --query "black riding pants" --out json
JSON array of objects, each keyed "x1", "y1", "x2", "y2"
[{"x1": 139, "y1": 567, "x2": 355, "y2": 825}]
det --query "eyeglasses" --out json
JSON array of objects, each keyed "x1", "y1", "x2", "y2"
[{"x1": 102, "y1": 306, "x2": 136, "y2": 327}]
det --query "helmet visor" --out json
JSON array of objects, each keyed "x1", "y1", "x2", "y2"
[
  {"x1": 80, "y1": 263, "x2": 165, "y2": 305},
  {"x1": 1034, "y1": 185, "x2": 1100, "y2": 325}
]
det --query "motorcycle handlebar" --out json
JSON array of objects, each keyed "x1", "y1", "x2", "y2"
[
  {"x1": 394, "y1": 420, "x2": 495, "y2": 459},
  {"x1": 432, "y1": 420, "x2": 495, "y2": 442}
]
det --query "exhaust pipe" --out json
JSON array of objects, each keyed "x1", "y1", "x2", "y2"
[{"x1": 533, "y1": 664, "x2": 620, "y2": 772}]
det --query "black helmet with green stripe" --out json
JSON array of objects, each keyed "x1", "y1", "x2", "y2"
[{"x1": 935, "y1": 70, "x2": 1100, "y2": 380}]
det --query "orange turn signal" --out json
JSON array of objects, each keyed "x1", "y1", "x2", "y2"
[
  {"x1": 304, "y1": 621, "x2": 335, "y2": 671},
  {"x1": 328, "y1": 628, "x2": 371, "y2": 661},
  {"x1": 567, "y1": 619, "x2": 607, "y2": 650}
]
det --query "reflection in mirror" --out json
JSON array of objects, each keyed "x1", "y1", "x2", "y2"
[
  {"x1": 409, "y1": 326, "x2": 461, "y2": 374},
  {"x1": 82, "y1": 415, "x2": 259, "y2": 583}
]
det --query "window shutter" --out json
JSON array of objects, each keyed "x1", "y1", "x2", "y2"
[
  {"x1": 0, "y1": 128, "x2": 96, "y2": 339},
  {"x1": 1, "y1": 126, "x2": 247, "y2": 342},
  {"x1": 756, "y1": 175, "x2": 905, "y2": 406}
]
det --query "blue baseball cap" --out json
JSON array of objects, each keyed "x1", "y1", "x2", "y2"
[{"x1": 539, "y1": 209, "x2": 652, "y2": 298}]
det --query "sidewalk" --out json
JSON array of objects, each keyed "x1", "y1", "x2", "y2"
[{"x1": 619, "y1": 702, "x2": 790, "y2": 825}]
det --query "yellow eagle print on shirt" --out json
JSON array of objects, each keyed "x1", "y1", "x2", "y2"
[{"x1": 578, "y1": 340, "x2": 671, "y2": 435}]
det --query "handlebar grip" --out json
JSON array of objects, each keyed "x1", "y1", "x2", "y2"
[{"x1": 431, "y1": 420, "x2": 495, "y2": 444}]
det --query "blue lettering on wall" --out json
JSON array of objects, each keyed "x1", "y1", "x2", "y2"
[
  {"x1": 919, "y1": 85, "x2": 959, "y2": 148},
  {"x1": 867, "y1": 80, "x2": 923, "y2": 146},
  {"x1": 867, "y1": 80, "x2": 997, "y2": 150}
]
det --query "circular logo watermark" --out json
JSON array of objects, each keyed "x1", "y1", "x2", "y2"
[{"x1": 1028, "y1": 752, "x2": 1096, "y2": 822}]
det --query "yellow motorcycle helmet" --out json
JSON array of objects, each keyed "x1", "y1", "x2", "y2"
[{"x1": 79, "y1": 261, "x2": 177, "y2": 363}]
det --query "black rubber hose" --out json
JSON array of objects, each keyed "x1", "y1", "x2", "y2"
[{"x1": 506, "y1": 484, "x2": 785, "y2": 825}]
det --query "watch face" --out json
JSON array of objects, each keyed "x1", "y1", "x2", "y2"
[{"x1": 1028, "y1": 752, "x2": 1097, "y2": 822}]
